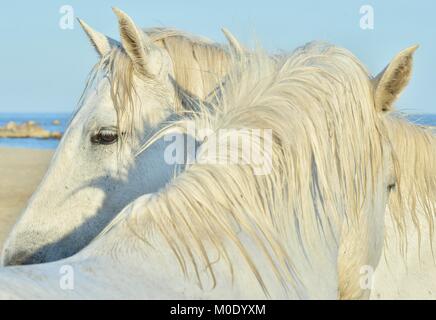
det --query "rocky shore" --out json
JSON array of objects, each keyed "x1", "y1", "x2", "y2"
[{"x1": 0, "y1": 121, "x2": 62, "y2": 139}]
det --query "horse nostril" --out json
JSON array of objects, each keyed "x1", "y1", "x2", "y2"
[
  {"x1": 0, "y1": 249, "x2": 9, "y2": 266},
  {"x1": 0, "y1": 248, "x2": 45, "y2": 266},
  {"x1": 1, "y1": 250, "x2": 28, "y2": 266}
]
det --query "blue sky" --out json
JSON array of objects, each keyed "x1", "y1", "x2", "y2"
[{"x1": 0, "y1": 0, "x2": 435, "y2": 114}]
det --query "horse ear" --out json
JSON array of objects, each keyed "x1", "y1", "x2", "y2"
[
  {"x1": 374, "y1": 45, "x2": 418, "y2": 112},
  {"x1": 112, "y1": 7, "x2": 158, "y2": 77},
  {"x1": 78, "y1": 18, "x2": 115, "y2": 57},
  {"x1": 221, "y1": 28, "x2": 245, "y2": 56}
]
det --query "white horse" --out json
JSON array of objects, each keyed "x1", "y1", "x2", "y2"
[
  {"x1": 0, "y1": 41, "x2": 411, "y2": 299},
  {"x1": 190, "y1": 31, "x2": 436, "y2": 299},
  {"x1": 2, "y1": 7, "x2": 431, "y2": 299},
  {"x1": 1, "y1": 8, "x2": 235, "y2": 266},
  {"x1": 194, "y1": 30, "x2": 436, "y2": 299}
]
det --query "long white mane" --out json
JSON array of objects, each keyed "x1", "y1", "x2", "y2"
[
  {"x1": 100, "y1": 43, "x2": 391, "y2": 295},
  {"x1": 385, "y1": 115, "x2": 436, "y2": 252},
  {"x1": 146, "y1": 28, "x2": 232, "y2": 103}
]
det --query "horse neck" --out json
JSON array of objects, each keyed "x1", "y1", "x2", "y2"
[
  {"x1": 85, "y1": 218, "x2": 330, "y2": 298},
  {"x1": 0, "y1": 228, "x2": 309, "y2": 299},
  {"x1": 123, "y1": 183, "x2": 342, "y2": 298}
]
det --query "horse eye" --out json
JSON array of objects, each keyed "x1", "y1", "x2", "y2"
[
  {"x1": 91, "y1": 128, "x2": 118, "y2": 145},
  {"x1": 387, "y1": 183, "x2": 396, "y2": 192}
]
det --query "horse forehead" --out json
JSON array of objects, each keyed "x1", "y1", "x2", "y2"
[
  {"x1": 87, "y1": 78, "x2": 112, "y2": 106},
  {"x1": 72, "y1": 81, "x2": 115, "y2": 124}
]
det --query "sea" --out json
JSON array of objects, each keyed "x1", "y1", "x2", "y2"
[
  {"x1": 0, "y1": 113, "x2": 71, "y2": 149},
  {"x1": 0, "y1": 112, "x2": 435, "y2": 150}
]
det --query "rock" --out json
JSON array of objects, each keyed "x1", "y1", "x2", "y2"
[
  {"x1": 5, "y1": 122, "x2": 17, "y2": 130},
  {"x1": 0, "y1": 121, "x2": 62, "y2": 140},
  {"x1": 52, "y1": 120, "x2": 61, "y2": 126},
  {"x1": 50, "y1": 131, "x2": 62, "y2": 139}
]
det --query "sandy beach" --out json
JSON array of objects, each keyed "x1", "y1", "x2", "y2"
[{"x1": 0, "y1": 148, "x2": 53, "y2": 247}]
